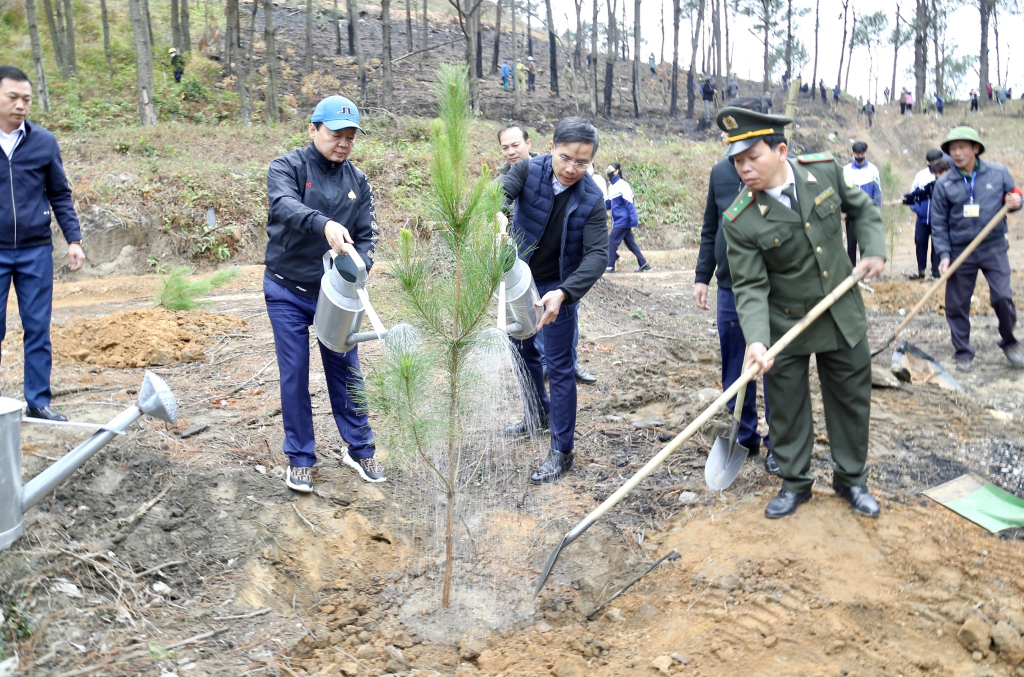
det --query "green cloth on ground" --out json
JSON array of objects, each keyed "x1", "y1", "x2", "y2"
[{"x1": 923, "y1": 473, "x2": 1024, "y2": 533}]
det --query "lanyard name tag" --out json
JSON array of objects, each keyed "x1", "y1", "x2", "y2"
[{"x1": 964, "y1": 204, "x2": 980, "y2": 218}]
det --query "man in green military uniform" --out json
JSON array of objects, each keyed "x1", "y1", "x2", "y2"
[{"x1": 716, "y1": 105, "x2": 887, "y2": 519}]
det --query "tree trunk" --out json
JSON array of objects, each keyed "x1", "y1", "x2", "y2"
[
  {"x1": 573, "y1": 0, "x2": 582, "y2": 71},
  {"x1": 526, "y1": 7, "x2": 533, "y2": 56},
  {"x1": 181, "y1": 0, "x2": 191, "y2": 50},
  {"x1": 811, "y1": 0, "x2": 818, "y2": 89},
  {"x1": 723, "y1": 0, "x2": 730, "y2": 77},
  {"x1": 513, "y1": 0, "x2": 522, "y2": 116},
  {"x1": 686, "y1": 0, "x2": 704, "y2": 117},
  {"x1": 712, "y1": 0, "x2": 721, "y2": 100},
  {"x1": 914, "y1": 0, "x2": 927, "y2": 107},
  {"x1": 931, "y1": 0, "x2": 941, "y2": 96},
  {"x1": 348, "y1": 0, "x2": 367, "y2": 103},
  {"x1": 142, "y1": 0, "x2": 154, "y2": 49},
  {"x1": 348, "y1": 0, "x2": 356, "y2": 56},
  {"x1": 99, "y1": 0, "x2": 112, "y2": 66},
  {"x1": 43, "y1": 0, "x2": 67, "y2": 76},
  {"x1": 305, "y1": 0, "x2": 313, "y2": 73},
  {"x1": 632, "y1": 0, "x2": 640, "y2": 115},
  {"x1": 603, "y1": 0, "x2": 617, "y2": 117},
  {"x1": 545, "y1": 0, "x2": 558, "y2": 95},
  {"x1": 761, "y1": 0, "x2": 769, "y2": 92},
  {"x1": 844, "y1": 12, "x2": 855, "y2": 91},
  {"x1": 978, "y1": 0, "x2": 992, "y2": 107},
  {"x1": 334, "y1": 0, "x2": 342, "y2": 54},
  {"x1": 25, "y1": 0, "x2": 51, "y2": 111},
  {"x1": 172, "y1": 0, "x2": 182, "y2": 50},
  {"x1": 237, "y1": 0, "x2": 254, "y2": 124},
  {"x1": 405, "y1": 0, "x2": 412, "y2": 52},
  {"x1": 264, "y1": 0, "x2": 281, "y2": 123},
  {"x1": 670, "y1": 0, "x2": 679, "y2": 115},
  {"x1": 476, "y1": 27, "x2": 483, "y2": 79},
  {"x1": 590, "y1": 0, "x2": 598, "y2": 115},
  {"x1": 785, "y1": 0, "x2": 792, "y2": 75},
  {"x1": 226, "y1": 0, "x2": 239, "y2": 75},
  {"x1": 660, "y1": 0, "x2": 665, "y2": 65},
  {"x1": 383, "y1": 0, "x2": 393, "y2": 107},
  {"x1": 493, "y1": 0, "x2": 502, "y2": 73},
  {"x1": 836, "y1": 0, "x2": 849, "y2": 89},
  {"x1": 992, "y1": 7, "x2": 1000, "y2": 87},
  {"x1": 422, "y1": 0, "x2": 427, "y2": 52},
  {"x1": 891, "y1": 5, "x2": 901, "y2": 103},
  {"x1": 61, "y1": 0, "x2": 76, "y2": 73},
  {"x1": 129, "y1": 0, "x2": 156, "y2": 125}
]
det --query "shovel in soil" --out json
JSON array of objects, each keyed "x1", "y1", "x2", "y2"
[
  {"x1": 532, "y1": 269, "x2": 868, "y2": 598},
  {"x1": 891, "y1": 341, "x2": 963, "y2": 392},
  {"x1": 871, "y1": 205, "x2": 1011, "y2": 358},
  {"x1": 704, "y1": 383, "x2": 748, "y2": 491}
]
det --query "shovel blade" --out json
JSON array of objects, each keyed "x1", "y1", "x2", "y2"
[
  {"x1": 705, "y1": 434, "x2": 748, "y2": 491},
  {"x1": 891, "y1": 341, "x2": 963, "y2": 392}
]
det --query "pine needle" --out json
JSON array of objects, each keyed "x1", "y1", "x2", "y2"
[{"x1": 154, "y1": 266, "x2": 239, "y2": 311}]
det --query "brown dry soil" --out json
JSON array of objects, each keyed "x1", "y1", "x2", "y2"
[{"x1": 4, "y1": 225, "x2": 1024, "y2": 676}]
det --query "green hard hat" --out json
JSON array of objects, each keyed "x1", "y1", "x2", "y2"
[{"x1": 940, "y1": 126, "x2": 985, "y2": 155}]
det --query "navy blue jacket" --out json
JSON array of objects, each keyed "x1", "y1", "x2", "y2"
[
  {"x1": 0, "y1": 120, "x2": 81, "y2": 249},
  {"x1": 499, "y1": 155, "x2": 607, "y2": 303},
  {"x1": 696, "y1": 158, "x2": 744, "y2": 289},
  {"x1": 931, "y1": 158, "x2": 1020, "y2": 260},
  {"x1": 265, "y1": 143, "x2": 379, "y2": 292}
]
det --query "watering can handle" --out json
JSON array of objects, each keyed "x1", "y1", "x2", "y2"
[{"x1": 323, "y1": 246, "x2": 368, "y2": 276}]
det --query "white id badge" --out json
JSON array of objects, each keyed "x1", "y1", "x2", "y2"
[{"x1": 964, "y1": 204, "x2": 980, "y2": 218}]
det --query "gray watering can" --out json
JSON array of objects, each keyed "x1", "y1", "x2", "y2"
[
  {"x1": 314, "y1": 248, "x2": 389, "y2": 353},
  {"x1": 495, "y1": 250, "x2": 541, "y2": 340}
]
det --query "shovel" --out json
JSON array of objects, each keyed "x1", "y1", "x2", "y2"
[
  {"x1": 870, "y1": 204, "x2": 1011, "y2": 357},
  {"x1": 704, "y1": 380, "x2": 748, "y2": 491},
  {"x1": 532, "y1": 269, "x2": 868, "y2": 598}
]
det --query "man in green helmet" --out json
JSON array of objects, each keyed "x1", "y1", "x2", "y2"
[{"x1": 930, "y1": 126, "x2": 1023, "y2": 373}]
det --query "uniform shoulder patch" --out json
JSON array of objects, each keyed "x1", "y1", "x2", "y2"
[
  {"x1": 797, "y1": 151, "x2": 835, "y2": 164},
  {"x1": 723, "y1": 190, "x2": 756, "y2": 223}
]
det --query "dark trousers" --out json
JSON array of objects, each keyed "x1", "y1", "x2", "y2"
[
  {"x1": 174, "y1": 69, "x2": 183, "y2": 83},
  {"x1": 0, "y1": 244, "x2": 54, "y2": 409},
  {"x1": 914, "y1": 220, "x2": 941, "y2": 277},
  {"x1": 535, "y1": 320, "x2": 579, "y2": 368},
  {"x1": 765, "y1": 329, "x2": 871, "y2": 493},
  {"x1": 264, "y1": 277, "x2": 375, "y2": 467},
  {"x1": 944, "y1": 247, "x2": 1018, "y2": 360},
  {"x1": 845, "y1": 219, "x2": 858, "y2": 265},
  {"x1": 717, "y1": 287, "x2": 770, "y2": 452},
  {"x1": 512, "y1": 279, "x2": 578, "y2": 452},
  {"x1": 608, "y1": 227, "x2": 648, "y2": 270}
]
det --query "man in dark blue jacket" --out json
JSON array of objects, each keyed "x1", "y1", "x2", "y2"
[
  {"x1": 693, "y1": 98, "x2": 776, "y2": 476},
  {"x1": 0, "y1": 66, "x2": 83, "y2": 422},
  {"x1": 498, "y1": 118, "x2": 608, "y2": 484},
  {"x1": 264, "y1": 95, "x2": 383, "y2": 492}
]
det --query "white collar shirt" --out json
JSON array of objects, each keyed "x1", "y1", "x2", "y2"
[
  {"x1": 0, "y1": 122, "x2": 26, "y2": 158},
  {"x1": 764, "y1": 161, "x2": 798, "y2": 209},
  {"x1": 551, "y1": 173, "x2": 570, "y2": 196}
]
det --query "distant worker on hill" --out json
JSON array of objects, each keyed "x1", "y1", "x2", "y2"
[
  {"x1": 832, "y1": 84, "x2": 841, "y2": 103},
  {"x1": 883, "y1": 86, "x2": 890, "y2": 103},
  {"x1": 701, "y1": 77, "x2": 716, "y2": 119},
  {"x1": 887, "y1": 149, "x2": 948, "y2": 280},
  {"x1": 263, "y1": 95, "x2": 385, "y2": 490},
  {"x1": 935, "y1": 93, "x2": 944, "y2": 116},
  {"x1": 501, "y1": 59, "x2": 511, "y2": 91},
  {"x1": 861, "y1": 101, "x2": 875, "y2": 129},
  {"x1": 931, "y1": 126, "x2": 1024, "y2": 373},
  {"x1": 905, "y1": 90, "x2": 914, "y2": 114},
  {"x1": 762, "y1": 91, "x2": 772, "y2": 112},
  {"x1": 819, "y1": 80, "x2": 826, "y2": 103},
  {"x1": 987, "y1": 82, "x2": 993, "y2": 101},
  {"x1": 605, "y1": 163, "x2": 650, "y2": 274},
  {"x1": 527, "y1": 56, "x2": 537, "y2": 93},
  {"x1": 0, "y1": 65, "x2": 84, "y2": 424},
  {"x1": 170, "y1": 47, "x2": 185, "y2": 83},
  {"x1": 899, "y1": 90, "x2": 907, "y2": 115},
  {"x1": 970, "y1": 89, "x2": 979, "y2": 113},
  {"x1": 649, "y1": 53, "x2": 657, "y2": 76},
  {"x1": 842, "y1": 141, "x2": 882, "y2": 265},
  {"x1": 782, "y1": 71, "x2": 790, "y2": 91},
  {"x1": 727, "y1": 78, "x2": 738, "y2": 100},
  {"x1": 516, "y1": 61, "x2": 527, "y2": 93}
]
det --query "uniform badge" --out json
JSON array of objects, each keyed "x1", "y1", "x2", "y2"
[
  {"x1": 722, "y1": 116, "x2": 739, "y2": 131},
  {"x1": 806, "y1": 172, "x2": 817, "y2": 183},
  {"x1": 348, "y1": 190, "x2": 357, "y2": 200},
  {"x1": 759, "y1": 204, "x2": 768, "y2": 215}
]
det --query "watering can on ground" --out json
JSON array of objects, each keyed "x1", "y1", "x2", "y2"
[{"x1": 314, "y1": 248, "x2": 389, "y2": 353}]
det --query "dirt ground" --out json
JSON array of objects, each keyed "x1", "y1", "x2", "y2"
[{"x1": 5, "y1": 113, "x2": 1024, "y2": 675}]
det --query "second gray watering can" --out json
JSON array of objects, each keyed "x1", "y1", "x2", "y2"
[{"x1": 314, "y1": 249, "x2": 386, "y2": 353}]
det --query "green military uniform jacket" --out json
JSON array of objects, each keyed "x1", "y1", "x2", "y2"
[{"x1": 722, "y1": 153, "x2": 886, "y2": 355}]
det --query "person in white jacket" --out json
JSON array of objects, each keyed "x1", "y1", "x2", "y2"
[{"x1": 605, "y1": 163, "x2": 650, "y2": 273}]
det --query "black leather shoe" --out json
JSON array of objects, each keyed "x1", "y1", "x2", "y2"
[
  {"x1": 530, "y1": 449, "x2": 574, "y2": 484},
  {"x1": 764, "y1": 451, "x2": 780, "y2": 475},
  {"x1": 542, "y1": 365, "x2": 549, "y2": 381},
  {"x1": 574, "y1": 365, "x2": 597, "y2": 384},
  {"x1": 765, "y1": 489, "x2": 812, "y2": 518},
  {"x1": 503, "y1": 412, "x2": 549, "y2": 437},
  {"x1": 26, "y1": 406, "x2": 68, "y2": 422},
  {"x1": 833, "y1": 481, "x2": 880, "y2": 517}
]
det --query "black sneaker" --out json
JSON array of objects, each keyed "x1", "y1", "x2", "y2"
[
  {"x1": 604, "y1": 266, "x2": 615, "y2": 273},
  {"x1": 286, "y1": 466, "x2": 313, "y2": 493},
  {"x1": 636, "y1": 262, "x2": 652, "y2": 273},
  {"x1": 26, "y1": 406, "x2": 68, "y2": 422},
  {"x1": 343, "y1": 451, "x2": 386, "y2": 483},
  {"x1": 503, "y1": 412, "x2": 550, "y2": 437},
  {"x1": 530, "y1": 449, "x2": 575, "y2": 484}
]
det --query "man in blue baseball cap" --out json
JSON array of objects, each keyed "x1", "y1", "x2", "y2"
[{"x1": 264, "y1": 94, "x2": 384, "y2": 493}]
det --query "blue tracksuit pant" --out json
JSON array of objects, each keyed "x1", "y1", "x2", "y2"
[
  {"x1": 263, "y1": 277, "x2": 375, "y2": 467},
  {"x1": 0, "y1": 244, "x2": 55, "y2": 409},
  {"x1": 914, "y1": 220, "x2": 941, "y2": 277},
  {"x1": 608, "y1": 227, "x2": 648, "y2": 269},
  {"x1": 718, "y1": 286, "x2": 770, "y2": 451},
  {"x1": 512, "y1": 279, "x2": 578, "y2": 452}
]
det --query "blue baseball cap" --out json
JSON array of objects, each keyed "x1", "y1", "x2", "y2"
[{"x1": 310, "y1": 95, "x2": 365, "y2": 133}]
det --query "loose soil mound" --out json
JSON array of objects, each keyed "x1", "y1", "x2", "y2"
[
  {"x1": 52, "y1": 308, "x2": 246, "y2": 368},
  {"x1": 865, "y1": 278, "x2": 995, "y2": 315}
]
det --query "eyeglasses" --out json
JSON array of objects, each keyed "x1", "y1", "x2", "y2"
[{"x1": 556, "y1": 154, "x2": 591, "y2": 169}]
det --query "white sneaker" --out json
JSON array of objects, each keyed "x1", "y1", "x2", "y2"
[
  {"x1": 343, "y1": 450, "x2": 386, "y2": 483},
  {"x1": 286, "y1": 466, "x2": 313, "y2": 493}
]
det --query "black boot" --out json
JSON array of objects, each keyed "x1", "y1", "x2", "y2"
[
  {"x1": 832, "y1": 481, "x2": 880, "y2": 517},
  {"x1": 764, "y1": 451, "x2": 780, "y2": 475},
  {"x1": 530, "y1": 449, "x2": 575, "y2": 484},
  {"x1": 26, "y1": 406, "x2": 68, "y2": 422},
  {"x1": 574, "y1": 365, "x2": 597, "y2": 384},
  {"x1": 503, "y1": 412, "x2": 549, "y2": 438},
  {"x1": 765, "y1": 489, "x2": 812, "y2": 518}
]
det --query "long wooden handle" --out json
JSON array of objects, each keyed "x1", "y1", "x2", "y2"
[{"x1": 887, "y1": 204, "x2": 1011, "y2": 342}]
